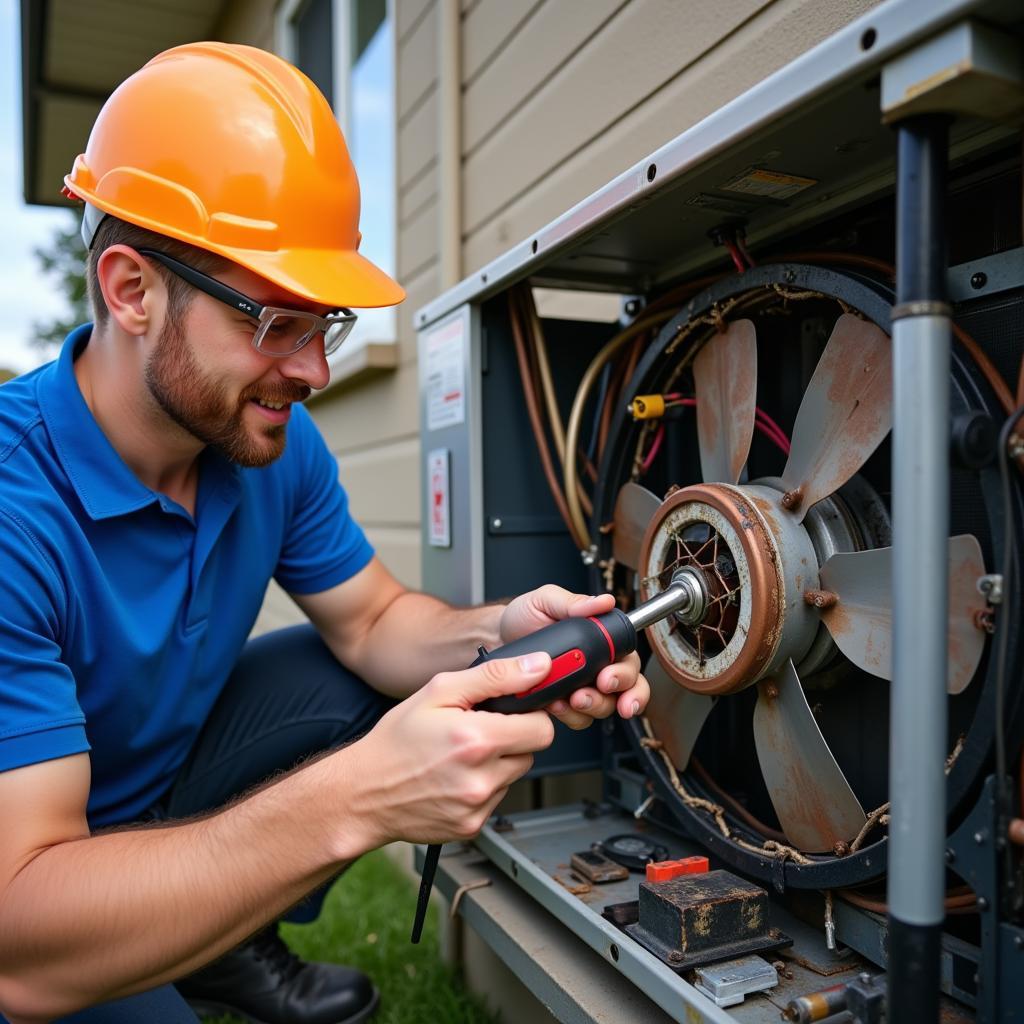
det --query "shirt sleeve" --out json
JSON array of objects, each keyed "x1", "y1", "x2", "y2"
[
  {"x1": 273, "y1": 405, "x2": 375, "y2": 595},
  {"x1": 0, "y1": 507, "x2": 89, "y2": 773}
]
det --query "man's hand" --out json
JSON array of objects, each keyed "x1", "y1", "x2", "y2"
[
  {"x1": 342, "y1": 653, "x2": 557, "y2": 847},
  {"x1": 498, "y1": 585, "x2": 649, "y2": 730}
]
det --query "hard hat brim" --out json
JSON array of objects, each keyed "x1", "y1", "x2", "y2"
[{"x1": 227, "y1": 245, "x2": 406, "y2": 311}]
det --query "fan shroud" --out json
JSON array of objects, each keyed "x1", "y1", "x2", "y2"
[{"x1": 590, "y1": 262, "x2": 1022, "y2": 889}]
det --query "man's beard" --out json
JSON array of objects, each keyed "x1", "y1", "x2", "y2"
[{"x1": 145, "y1": 319, "x2": 310, "y2": 468}]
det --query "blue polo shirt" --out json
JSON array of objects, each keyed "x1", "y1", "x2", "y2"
[{"x1": 0, "y1": 325, "x2": 374, "y2": 826}]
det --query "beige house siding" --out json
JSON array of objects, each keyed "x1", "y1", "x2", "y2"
[{"x1": 235, "y1": 0, "x2": 883, "y2": 637}]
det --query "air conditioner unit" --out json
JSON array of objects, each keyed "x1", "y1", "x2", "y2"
[{"x1": 417, "y1": 1, "x2": 1024, "y2": 1019}]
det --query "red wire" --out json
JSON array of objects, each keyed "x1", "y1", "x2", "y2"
[
  {"x1": 642, "y1": 425, "x2": 665, "y2": 471},
  {"x1": 724, "y1": 241, "x2": 746, "y2": 273}
]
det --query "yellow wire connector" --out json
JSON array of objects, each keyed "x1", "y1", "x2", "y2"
[{"x1": 629, "y1": 394, "x2": 666, "y2": 420}]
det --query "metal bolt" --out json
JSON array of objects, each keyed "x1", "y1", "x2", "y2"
[
  {"x1": 970, "y1": 272, "x2": 987, "y2": 290},
  {"x1": 764, "y1": 683, "x2": 780, "y2": 700},
  {"x1": 974, "y1": 830, "x2": 987, "y2": 845},
  {"x1": 977, "y1": 896, "x2": 989, "y2": 911},
  {"x1": 668, "y1": 950, "x2": 683, "y2": 962},
  {"x1": 1014, "y1": 935, "x2": 1024, "y2": 950},
  {"x1": 491, "y1": 518, "x2": 502, "y2": 529},
  {"x1": 805, "y1": 589, "x2": 839, "y2": 609},
  {"x1": 945, "y1": 848, "x2": 956, "y2": 864},
  {"x1": 833, "y1": 841, "x2": 850, "y2": 857},
  {"x1": 781, "y1": 488, "x2": 803, "y2": 511}
]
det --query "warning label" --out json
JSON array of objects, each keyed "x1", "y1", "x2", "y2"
[
  {"x1": 425, "y1": 317, "x2": 466, "y2": 431},
  {"x1": 427, "y1": 448, "x2": 451, "y2": 548},
  {"x1": 719, "y1": 167, "x2": 818, "y2": 201}
]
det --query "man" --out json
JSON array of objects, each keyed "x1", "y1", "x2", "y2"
[{"x1": 0, "y1": 42, "x2": 648, "y2": 1024}]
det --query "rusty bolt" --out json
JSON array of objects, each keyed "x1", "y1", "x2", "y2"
[
  {"x1": 668, "y1": 950, "x2": 683, "y2": 962},
  {"x1": 764, "y1": 683, "x2": 780, "y2": 700},
  {"x1": 974, "y1": 609, "x2": 995, "y2": 634},
  {"x1": 805, "y1": 589, "x2": 839, "y2": 609},
  {"x1": 833, "y1": 841, "x2": 850, "y2": 857},
  {"x1": 781, "y1": 488, "x2": 803, "y2": 511}
]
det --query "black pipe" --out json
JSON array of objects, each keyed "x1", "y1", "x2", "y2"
[
  {"x1": 887, "y1": 114, "x2": 950, "y2": 1024},
  {"x1": 895, "y1": 116, "x2": 949, "y2": 306}
]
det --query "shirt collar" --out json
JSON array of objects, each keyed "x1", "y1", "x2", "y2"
[{"x1": 37, "y1": 325, "x2": 237, "y2": 521}]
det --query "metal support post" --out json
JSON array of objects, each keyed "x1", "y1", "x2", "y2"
[{"x1": 887, "y1": 115, "x2": 951, "y2": 1024}]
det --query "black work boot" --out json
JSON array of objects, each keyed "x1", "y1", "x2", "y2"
[{"x1": 176, "y1": 925, "x2": 379, "y2": 1024}]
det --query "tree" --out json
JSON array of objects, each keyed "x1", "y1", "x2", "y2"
[{"x1": 31, "y1": 208, "x2": 89, "y2": 353}]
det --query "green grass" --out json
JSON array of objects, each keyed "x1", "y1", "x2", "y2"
[{"x1": 204, "y1": 849, "x2": 499, "y2": 1024}]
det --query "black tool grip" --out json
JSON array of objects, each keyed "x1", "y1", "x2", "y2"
[{"x1": 474, "y1": 610, "x2": 637, "y2": 713}]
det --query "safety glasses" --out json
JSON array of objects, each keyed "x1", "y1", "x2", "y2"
[{"x1": 138, "y1": 249, "x2": 358, "y2": 357}]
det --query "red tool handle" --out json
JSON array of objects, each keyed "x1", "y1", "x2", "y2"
[{"x1": 474, "y1": 609, "x2": 637, "y2": 713}]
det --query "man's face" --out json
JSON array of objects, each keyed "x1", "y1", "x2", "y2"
[{"x1": 144, "y1": 265, "x2": 332, "y2": 467}]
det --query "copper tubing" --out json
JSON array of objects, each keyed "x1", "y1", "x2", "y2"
[
  {"x1": 564, "y1": 312, "x2": 675, "y2": 545},
  {"x1": 508, "y1": 293, "x2": 586, "y2": 549},
  {"x1": 838, "y1": 888, "x2": 978, "y2": 915},
  {"x1": 690, "y1": 757, "x2": 789, "y2": 844},
  {"x1": 516, "y1": 287, "x2": 595, "y2": 517},
  {"x1": 1009, "y1": 818, "x2": 1024, "y2": 846}
]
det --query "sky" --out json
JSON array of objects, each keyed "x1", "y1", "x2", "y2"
[
  {"x1": 0, "y1": 3, "x2": 397, "y2": 376},
  {"x1": 1, "y1": 0, "x2": 73, "y2": 375}
]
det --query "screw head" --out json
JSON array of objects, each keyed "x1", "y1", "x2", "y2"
[
  {"x1": 491, "y1": 518, "x2": 502, "y2": 529},
  {"x1": 977, "y1": 896, "x2": 989, "y2": 911},
  {"x1": 764, "y1": 683, "x2": 780, "y2": 700},
  {"x1": 974, "y1": 830, "x2": 987, "y2": 845},
  {"x1": 668, "y1": 950, "x2": 683, "y2": 962},
  {"x1": 970, "y1": 271, "x2": 988, "y2": 290},
  {"x1": 945, "y1": 848, "x2": 956, "y2": 864},
  {"x1": 1014, "y1": 935, "x2": 1024, "y2": 950}
]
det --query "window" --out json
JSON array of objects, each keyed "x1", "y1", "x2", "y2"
[{"x1": 277, "y1": 0, "x2": 397, "y2": 370}]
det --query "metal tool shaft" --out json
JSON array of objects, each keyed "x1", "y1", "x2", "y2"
[{"x1": 627, "y1": 568, "x2": 707, "y2": 631}]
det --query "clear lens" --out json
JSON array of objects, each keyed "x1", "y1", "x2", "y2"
[
  {"x1": 324, "y1": 316, "x2": 356, "y2": 354},
  {"x1": 253, "y1": 309, "x2": 357, "y2": 357},
  {"x1": 255, "y1": 312, "x2": 319, "y2": 355}
]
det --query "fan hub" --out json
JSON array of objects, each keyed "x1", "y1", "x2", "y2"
[{"x1": 639, "y1": 482, "x2": 820, "y2": 695}]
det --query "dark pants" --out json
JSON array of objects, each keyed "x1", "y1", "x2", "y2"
[{"x1": 20, "y1": 625, "x2": 393, "y2": 1024}]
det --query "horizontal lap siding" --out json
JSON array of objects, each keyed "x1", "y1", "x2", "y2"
[
  {"x1": 462, "y1": 0, "x2": 882, "y2": 272},
  {"x1": 461, "y1": 0, "x2": 771, "y2": 238}
]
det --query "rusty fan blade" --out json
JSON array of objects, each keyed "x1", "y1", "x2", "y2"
[
  {"x1": 693, "y1": 319, "x2": 757, "y2": 484},
  {"x1": 753, "y1": 659, "x2": 867, "y2": 852},
  {"x1": 817, "y1": 534, "x2": 988, "y2": 695},
  {"x1": 612, "y1": 482, "x2": 662, "y2": 569},
  {"x1": 779, "y1": 313, "x2": 892, "y2": 522},
  {"x1": 644, "y1": 656, "x2": 716, "y2": 770}
]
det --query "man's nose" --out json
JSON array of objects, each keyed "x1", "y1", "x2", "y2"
[{"x1": 277, "y1": 334, "x2": 330, "y2": 391}]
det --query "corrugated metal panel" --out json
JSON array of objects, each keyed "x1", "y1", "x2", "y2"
[{"x1": 462, "y1": 0, "x2": 883, "y2": 272}]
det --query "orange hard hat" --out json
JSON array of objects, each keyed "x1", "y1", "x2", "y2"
[{"x1": 64, "y1": 42, "x2": 404, "y2": 309}]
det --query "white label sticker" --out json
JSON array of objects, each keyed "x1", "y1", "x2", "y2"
[
  {"x1": 427, "y1": 448, "x2": 451, "y2": 548},
  {"x1": 425, "y1": 317, "x2": 466, "y2": 431},
  {"x1": 719, "y1": 167, "x2": 818, "y2": 201}
]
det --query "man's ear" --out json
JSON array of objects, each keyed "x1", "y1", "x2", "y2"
[{"x1": 95, "y1": 246, "x2": 163, "y2": 336}]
